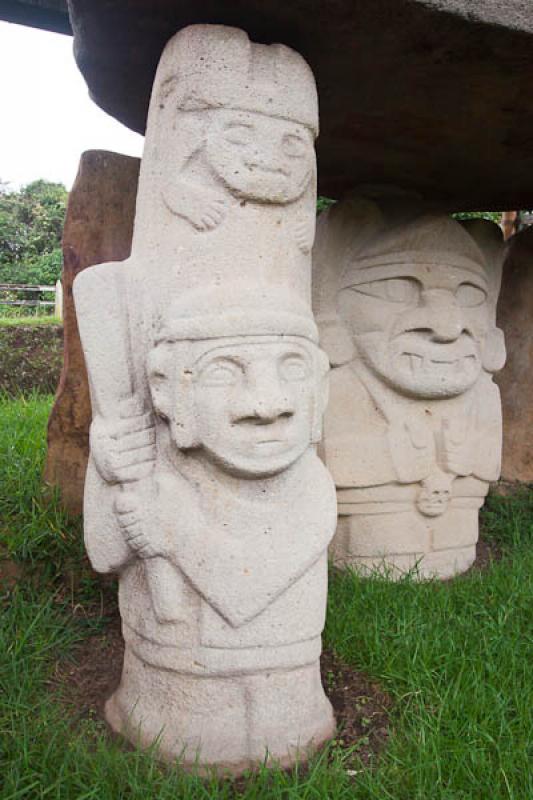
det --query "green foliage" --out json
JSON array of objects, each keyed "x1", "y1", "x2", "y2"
[
  {"x1": 0, "y1": 180, "x2": 67, "y2": 285},
  {"x1": 317, "y1": 196, "x2": 336, "y2": 213},
  {"x1": 452, "y1": 210, "x2": 502, "y2": 225}
]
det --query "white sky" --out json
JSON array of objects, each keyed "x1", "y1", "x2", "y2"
[{"x1": 0, "y1": 21, "x2": 144, "y2": 190}]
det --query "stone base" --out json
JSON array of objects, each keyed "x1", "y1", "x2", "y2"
[
  {"x1": 331, "y1": 509, "x2": 479, "y2": 580},
  {"x1": 105, "y1": 648, "x2": 335, "y2": 774}
]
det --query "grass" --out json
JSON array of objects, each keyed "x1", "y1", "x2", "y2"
[
  {"x1": 0, "y1": 315, "x2": 62, "y2": 328},
  {"x1": 1, "y1": 395, "x2": 532, "y2": 799}
]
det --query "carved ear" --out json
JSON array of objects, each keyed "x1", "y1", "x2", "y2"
[
  {"x1": 458, "y1": 218, "x2": 505, "y2": 314},
  {"x1": 482, "y1": 327, "x2": 506, "y2": 374},
  {"x1": 317, "y1": 319, "x2": 355, "y2": 368},
  {"x1": 147, "y1": 343, "x2": 200, "y2": 449},
  {"x1": 311, "y1": 348, "x2": 331, "y2": 444},
  {"x1": 147, "y1": 345, "x2": 173, "y2": 421}
]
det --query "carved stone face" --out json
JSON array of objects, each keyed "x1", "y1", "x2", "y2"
[
  {"x1": 190, "y1": 337, "x2": 317, "y2": 477},
  {"x1": 205, "y1": 110, "x2": 315, "y2": 204},
  {"x1": 416, "y1": 472, "x2": 453, "y2": 516},
  {"x1": 337, "y1": 262, "x2": 491, "y2": 398}
]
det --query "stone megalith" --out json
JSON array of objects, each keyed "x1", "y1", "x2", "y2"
[
  {"x1": 313, "y1": 194, "x2": 505, "y2": 579},
  {"x1": 44, "y1": 150, "x2": 140, "y2": 514},
  {"x1": 73, "y1": 25, "x2": 336, "y2": 772},
  {"x1": 495, "y1": 227, "x2": 533, "y2": 483}
]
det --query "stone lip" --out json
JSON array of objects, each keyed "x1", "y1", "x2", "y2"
[{"x1": 64, "y1": 0, "x2": 533, "y2": 210}]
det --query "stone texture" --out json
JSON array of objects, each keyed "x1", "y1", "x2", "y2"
[
  {"x1": 73, "y1": 26, "x2": 336, "y2": 772},
  {"x1": 44, "y1": 150, "x2": 140, "y2": 515},
  {"x1": 313, "y1": 193, "x2": 505, "y2": 579},
  {"x1": 495, "y1": 227, "x2": 533, "y2": 483},
  {"x1": 65, "y1": 0, "x2": 533, "y2": 210}
]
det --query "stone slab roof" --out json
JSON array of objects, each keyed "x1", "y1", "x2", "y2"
[{"x1": 5, "y1": 1, "x2": 533, "y2": 210}]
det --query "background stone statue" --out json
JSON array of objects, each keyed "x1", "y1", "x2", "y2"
[
  {"x1": 74, "y1": 25, "x2": 336, "y2": 771},
  {"x1": 313, "y1": 194, "x2": 506, "y2": 579}
]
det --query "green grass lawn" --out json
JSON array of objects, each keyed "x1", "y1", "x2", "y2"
[
  {"x1": 1, "y1": 396, "x2": 532, "y2": 799},
  {"x1": 0, "y1": 315, "x2": 62, "y2": 328}
]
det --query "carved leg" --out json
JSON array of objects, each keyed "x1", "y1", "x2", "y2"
[
  {"x1": 244, "y1": 661, "x2": 335, "y2": 766},
  {"x1": 105, "y1": 650, "x2": 334, "y2": 771},
  {"x1": 105, "y1": 648, "x2": 250, "y2": 770}
]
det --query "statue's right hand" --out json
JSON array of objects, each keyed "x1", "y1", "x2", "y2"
[{"x1": 90, "y1": 407, "x2": 156, "y2": 484}]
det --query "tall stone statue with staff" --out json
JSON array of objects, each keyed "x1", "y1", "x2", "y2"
[{"x1": 74, "y1": 25, "x2": 336, "y2": 772}]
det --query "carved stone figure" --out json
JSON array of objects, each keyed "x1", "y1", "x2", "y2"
[
  {"x1": 73, "y1": 25, "x2": 336, "y2": 771},
  {"x1": 313, "y1": 195, "x2": 506, "y2": 579}
]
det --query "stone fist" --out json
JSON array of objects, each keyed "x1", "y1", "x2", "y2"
[{"x1": 90, "y1": 401, "x2": 156, "y2": 484}]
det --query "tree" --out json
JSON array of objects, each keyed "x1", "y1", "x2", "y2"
[{"x1": 0, "y1": 180, "x2": 67, "y2": 285}]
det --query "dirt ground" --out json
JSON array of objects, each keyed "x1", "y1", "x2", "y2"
[{"x1": 0, "y1": 323, "x2": 63, "y2": 395}]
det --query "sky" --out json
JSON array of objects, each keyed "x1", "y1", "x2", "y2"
[{"x1": 0, "y1": 21, "x2": 144, "y2": 190}]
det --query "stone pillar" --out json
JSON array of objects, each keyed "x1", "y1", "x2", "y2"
[
  {"x1": 73, "y1": 26, "x2": 335, "y2": 772},
  {"x1": 500, "y1": 211, "x2": 518, "y2": 241},
  {"x1": 313, "y1": 194, "x2": 506, "y2": 580},
  {"x1": 44, "y1": 151, "x2": 140, "y2": 514},
  {"x1": 495, "y1": 227, "x2": 533, "y2": 482}
]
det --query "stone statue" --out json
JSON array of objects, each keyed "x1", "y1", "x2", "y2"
[
  {"x1": 313, "y1": 194, "x2": 506, "y2": 579},
  {"x1": 74, "y1": 25, "x2": 336, "y2": 772}
]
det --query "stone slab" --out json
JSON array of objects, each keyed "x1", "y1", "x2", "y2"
[
  {"x1": 495, "y1": 227, "x2": 533, "y2": 483},
  {"x1": 44, "y1": 150, "x2": 140, "y2": 514},
  {"x1": 65, "y1": 0, "x2": 533, "y2": 210}
]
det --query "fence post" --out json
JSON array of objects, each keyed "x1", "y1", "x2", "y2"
[{"x1": 54, "y1": 280, "x2": 63, "y2": 321}]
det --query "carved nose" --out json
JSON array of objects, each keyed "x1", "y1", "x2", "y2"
[
  {"x1": 235, "y1": 382, "x2": 294, "y2": 425},
  {"x1": 421, "y1": 290, "x2": 464, "y2": 342}
]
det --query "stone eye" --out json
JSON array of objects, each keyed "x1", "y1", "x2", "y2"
[
  {"x1": 353, "y1": 277, "x2": 420, "y2": 303},
  {"x1": 282, "y1": 133, "x2": 307, "y2": 158},
  {"x1": 223, "y1": 125, "x2": 253, "y2": 146},
  {"x1": 199, "y1": 360, "x2": 242, "y2": 387},
  {"x1": 279, "y1": 355, "x2": 309, "y2": 382},
  {"x1": 456, "y1": 282, "x2": 487, "y2": 308}
]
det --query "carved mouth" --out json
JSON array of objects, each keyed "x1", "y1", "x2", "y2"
[
  {"x1": 244, "y1": 163, "x2": 289, "y2": 177},
  {"x1": 401, "y1": 352, "x2": 477, "y2": 376}
]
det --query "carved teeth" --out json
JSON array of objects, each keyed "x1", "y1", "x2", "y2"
[{"x1": 408, "y1": 354, "x2": 423, "y2": 373}]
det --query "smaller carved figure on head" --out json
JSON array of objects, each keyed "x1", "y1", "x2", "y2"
[{"x1": 141, "y1": 25, "x2": 318, "y2": 252}]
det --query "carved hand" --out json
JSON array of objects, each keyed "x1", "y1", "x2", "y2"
[
  {"x1": 89, "y1": 406, "x2": 156, "y2": 484},
  {"x1": 441, "y1": 417, "x2": 474, "y2": 476},
  {"x1": 389, "y1": 419, "x2": 435, "y2": 483},
  {"x1": 165, "y1": 180, "x2": 228, "y2": 231},
  {"x1": 294, "y1": 215, "x2": 315, "y2": 254}
]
